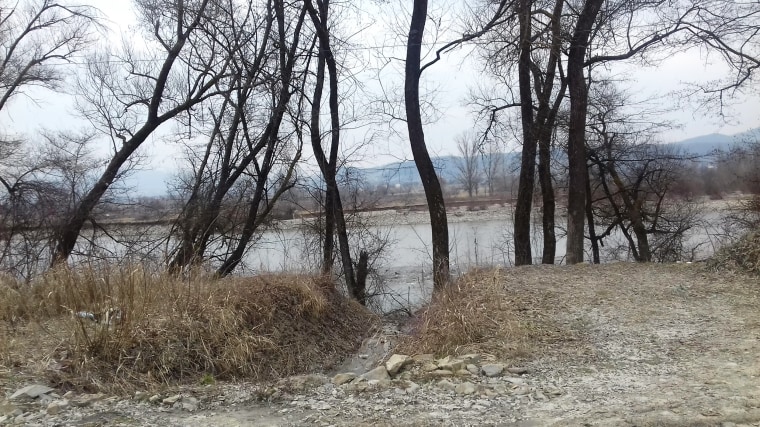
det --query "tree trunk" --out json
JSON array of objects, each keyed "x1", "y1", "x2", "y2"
[
  {"x1": 405, "y1": 0, "x2": 450, "y2": 290},
  {"x1": 565, "y1": 0, "x2": 604, "y2": 265},
  {"x1": 305, "y1": 0, "x2": 357, "y2": 293},
  {"x1": 513, "y1": 0, "x2": 536, "y2": 266},
  {"x1": 585, "y1": 166, "x2": 600, "y2": 263}
]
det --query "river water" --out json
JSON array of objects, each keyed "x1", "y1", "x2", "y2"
[{"x1": 240, "y1": 206, "x2": 726, "y2": 311}]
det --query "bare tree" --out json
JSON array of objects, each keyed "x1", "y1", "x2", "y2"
[
  {"x1": 454, "y1": 132, "x2": 482, "y2": 198},
  {"x1": 405, "y1": 0, "x2": 511, "y2": 290},
  {"x1": 52, "y1": 0, "x2": 232, "y2": 265},
  {"x1": 479, "y1": 137, "x2": 503, "y2": 197}
]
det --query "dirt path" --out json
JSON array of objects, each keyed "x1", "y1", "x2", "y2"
[{"x1": 5, "y1": 263, "x2": 760, "y2": 426}]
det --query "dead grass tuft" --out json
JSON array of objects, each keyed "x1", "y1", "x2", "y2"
[
  {"x1": 397, "y1": 268, "x2": 546, "y2": 359},
  {"x1": 707, "y1": 230, "x2": 760, "y2": 276},
  {"x1": 0, "y1": 266, "x2": 376, "y2": 392}
]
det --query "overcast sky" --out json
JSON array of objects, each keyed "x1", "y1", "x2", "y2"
[{"x1": 2, "y1": 1, "x2": 758, "y2": 174}]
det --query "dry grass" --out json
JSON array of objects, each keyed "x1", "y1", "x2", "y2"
[
  {"x1": 0, "y1": 266, "x2": 376, "y2": 392},
  {"x1": 707, "y1": 230, "x2": 760, "y2": 276},
  {"x1": 396, "y1": 267, "x2": 565, "y2": 360}
]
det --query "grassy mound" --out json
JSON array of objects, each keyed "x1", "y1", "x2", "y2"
[
  {"x1": 0, "y1": 267, "x2": 376, "y2": 392},
  {"x1": 707, "y1": 230, "x2": 760, "y2": 276},
  {"x1": 396, "y1": 268, "x2": 550, "y2": 359}
]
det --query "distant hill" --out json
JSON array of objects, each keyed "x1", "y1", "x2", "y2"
[
  {"x1": 129, "y1": 128, "x2": 759, "y2": 195},
  {"x1": 669, "y1": 128, "x2": 760, "y2": 156}
]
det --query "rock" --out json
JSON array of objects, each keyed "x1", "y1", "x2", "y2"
[
  {"x1": 46, "y1": 399, "x2": 69, "y2": 415},
  {"x1": 366, "y1": 379, "x2": 392, "y2": 389},
  {"x1": 507, "y1": 367, "x2": 529, "y2": 375},
  {"x1": 412, "y1": 353, "x2": 435, "y2": 363},
  {"x1": 427, "y1": 369, "x2": 454, "y2": 377},
  {"x1": 163, "y1": 395, "x2": 182, "y2": 405},
  {"x1": 148, "y1": 395, "x2": 161, "y2": 403},
  {"x1": 134, "y1": 391, "x2": 149, "y2": 401},
  {"x1": 455, "y1": 382, "x2": 476, "y2": 395},
  {"x1": 396, "y1": 380, "x2": 420, "y2": 394},
  {"x1": 481, "y1": 364, "x2": 506, "y2": 377},
  {"x1": 544, "y1": 386, "x2": 563, "y2": 396},
  {"x1": 332, "y1": 373, "x2": 358, "y2": 386},
  {"x1": 385, "y1": 354, "x2": 412, "y2": 376},
  {"x1": 10, "y1": 384, "x2": 54, "y2": 400},
  {"x1": 62, "y1": 391, "x2": 75, "y2": 399},
  {"x1": 360, "y1": 366, "x2": 390, "y2": 382},
  {"x1": 436, "y1": 356, "x2": 464, "y2": 372},
  {"x1": 455, "y1": 369, "x2": 472, "y2": 376},
  {"x1": 466, "y1": 364, "x2": 480, "y2": 375},
  {"x1": 71, "y1": 394, "x2": 105, "y2": 408},
  {"x1": 0, "y1": 403, "x2": 19, "y2": 416},
  {"x1": 181, "y1": 396, "x2": 199, "y2": 412},
  {"x1": 421, "y1": 363, "x2": 439, "y2": 372},
  {"x1": 459, "y1": 354, "x2": 481, "y2": 364},
  {"x1": 437, "y1": 379, "x2": 456, "y2": 391}
]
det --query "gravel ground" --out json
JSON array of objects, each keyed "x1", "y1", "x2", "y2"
[{"x1": 3, "y1": 263, "x2": 759, "y2": 426}]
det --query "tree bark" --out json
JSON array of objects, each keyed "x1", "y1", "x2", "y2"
[
  {"x1": 513, "y1": 0, "x2": 536, "y2": 266},
  {"x1": 565, "y1": 0, "x2": 603, "y2": 265},
  {"x1": 305, "y1": 0, "x2": 358, "y2": 294},
  {"x1": 405, "y1": 0, "x2": 450, "y2": 290}
]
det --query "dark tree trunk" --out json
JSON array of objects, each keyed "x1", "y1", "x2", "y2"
[
  {"x1": 216, "y1": 1, "x2": 307, "y2": 276},
  {"x1": 514, "y1": 0, "x2": 536, "y2": 266},
  {"x1": 51, "y1": 0, "x2": 217, "y2": 266},
  {"x1": 585, "y1": 166, "x2": 600, "y2": 263},
  {"x1": 305, "y1": 0, "x2": 357, "y2": 294},
  {"x1": 565, "y1": 0, "x2": 604, "y2": 265},
  {"x1": 536, "y1": 0, "x2": 565, "y2": 265},
  {"x1": 405, "y1": 0, "x2": 450, "y2": 290}
]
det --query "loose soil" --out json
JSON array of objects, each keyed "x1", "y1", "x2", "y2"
[{"x1": 3, "y1": 263, "x2": 760, "y2": 426}]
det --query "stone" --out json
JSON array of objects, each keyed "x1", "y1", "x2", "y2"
[
  {"x1": 436, "y1": 356, "x2": 464, "y2": 372},
  {"x1": 134, "y1": 391, "x2": 149, "y2": 401},
  {"x1": 507, "y1": 367, "x2": 529, "y2": 375},
  {"x1": 455, "y1": 382, "x2": 476, "y2": 395},
  {"x1": 46, "y1": 399, "x2": 69, "y2": 415},
  {"x1": 385, "y1": 354, "x2": 412, "y2": 376},
  {"x1": 332, "y1": 373, "x2": 358, "y2": 386},
  {"x1": 455, "y1": 369, "x2": 472, "y2": 376},
  {"x1": 10, "y1": 385, "x2": 54, "y2": 400},
  {"x1": 163, "y1": 395, "x2": 182, "y2": 405},
  {"x1": 428, "y1": 369, "x2": 454, "y2": 377},
  {"x1": 0, "y1": 403, "x2": 19, "y2": 416},
  {"x1": 62, "y1": 391, "x2": 75, "y2": 399},
  {"x1": 396, "y1": 380, "x2": 420, "y2": 394},
  {"x1": 466, "y1": 364, "x2": 480, "y2": 375},
  {"x1": 71, "y1": 394, "x2": 105, "y2": 408},
  {"x1": 360, "y1": 366, "x2": 390, "y2": 382},
  {"x1": 148, "y1": 395, "x2": 161, "y2": 403},
  {"x1": 412, "y1": 353, "x2": 435, "y2": 363},
  {"x1": 481, "y1": 364, "x2": 506, "y2": 377},
  {"x1": 437, "y1": 379, "x2": 456, "y2": 391},
  {"x1": 181, "y1": 397, "x2": 199, "y2": 412},
  {"x1": 459, "y1": 354, "x2": 481, "y2": 364},
  {"x1": 421, "y1": 363, "x2": 439, "y2": 372}
]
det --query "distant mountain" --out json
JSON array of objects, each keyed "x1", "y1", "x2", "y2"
[
  {"x1": 127, "y1": 128, "x2": 759, "y2": 195},
  {"x1": 669, "y1": 128, "x2": 760, "y2": 156}
]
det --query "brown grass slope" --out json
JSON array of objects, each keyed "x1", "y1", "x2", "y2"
[
  {"x1": 707, "y1": 229, "x2": 760, "y2": 276},
  {"x1": 0, "y1": 267, "x2": 377, "y2": 392}
]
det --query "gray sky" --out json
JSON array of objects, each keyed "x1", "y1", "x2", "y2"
[{"x1": 2, "y1": 1, "x2": 758, "y2": 175}]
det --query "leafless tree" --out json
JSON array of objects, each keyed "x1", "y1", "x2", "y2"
[
  {"x1": 52, "y1": 0, "x2": 233, "y2": 265},
  {"x1": 454, "y1": 132, "x2": 482, "y2": 198},
  {"x1": 585, "y1": 81, "x2": 699, "y2": 263}
]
